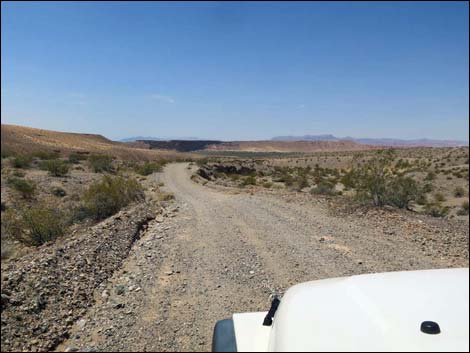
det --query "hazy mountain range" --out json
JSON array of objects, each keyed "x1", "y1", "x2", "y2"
[{"x1": 271, "y1": 135, "x2": 469, "y2": 147}]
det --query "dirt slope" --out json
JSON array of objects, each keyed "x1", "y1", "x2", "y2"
[
  {"x1": 1, "y1": 124, "x2": 186, "y2": 160},
  {"x1": 61, "y1": 163, "x2": 468, "y2": 352}
]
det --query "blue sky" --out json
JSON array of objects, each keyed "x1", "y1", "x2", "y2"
[{"x1": 1, "y1": 1, "x2": 468, "y2": 141}]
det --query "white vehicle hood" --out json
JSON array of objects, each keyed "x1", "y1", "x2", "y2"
[{"x1": 233, "y1": 268, "x2": 469, "y2": 352}]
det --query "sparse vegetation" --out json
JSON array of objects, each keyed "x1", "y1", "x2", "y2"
[
  {"x1": 457, "y1": 201, "x2": 469, "y2": 216},
  {"x1": 241, "y1": 175, "x2": 257, "y2": 186},
  {"x1": 32, "y1": 151, "x2": 60, "y2": 160},
  {"x1": 11, "y1": 155, "x2": 32, "y2": 168},
  {"x1": 20, "y1": 205, "x2": 66, "y2": 246},
  {"x1": 311, "y1": 180, "x2": 336, "y2": 196},
  {"x1": 68, "y1": 152, "x2": 88, "y2": 164},
  {"x1": 88, "y1": 154, "x2": 113, "y2": 173},
  {"x1": 7, "y1": 177, "x2": 36, "y2": 199},
  {"x1": 134, "y1": 161, "x2": 165, "y2": 176},
  {"x1": 453, "y1": 186, "x2": 465, "y2": 198},
  {"x1": 40, "y1": 159, "x2": 70, "y2": 177},
  {"x1": 425, "y1": 203, "x2": 450, "y2": 218},
  {"x1": 82, "y1": 175, "x2": 144, "y2": 220}
]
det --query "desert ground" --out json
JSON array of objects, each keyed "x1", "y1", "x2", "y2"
[{"x1": 1, "y1": 125, "x2": 468, "y2": 352}]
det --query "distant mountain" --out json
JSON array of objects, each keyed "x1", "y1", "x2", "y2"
[
  {"x1": 119, "y1": 136, "x2": 203, "y2": 142},
  {"x1": 272, "y1": 134, "x2": 339, "y2": 142},
  {"x1": 272, "y1": 135, "x2": 469, "y2": 147}
]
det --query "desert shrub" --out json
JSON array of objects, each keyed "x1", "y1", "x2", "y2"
[
  {"x1": 82, "y1": 175, "x2": 144, "y2": 220},
  {"x1": 40, "y1": 160, "x2": 70, "y2": 177},
  {"x1": 88, "y1": 154, "x2": 113, "y2": 173},
  {"x1": 311, "y1": 181, "x2": 336, "y2": 196},
  {"x1": 424, "y1": 203, "x2": 449, "y2": 218},
  {"x1": 295, "y1": 175, "x2": 310, "y2": 190},
  {"x1": 351, "y1": 149, "x2": 423, "y2": 209},
  {"x1": 12, "y1": 155, "x2": 32, "y2": 168},
  {"x1": 1, "y1": 209, "x2": 22, "y2": 240},
  {"x1": 1, "y1": 241, "x2": 14, "y2": 260},
  {"x1": 1, "y1": 149, "x2": 15, "y2": 159},
  {"x1": 422, "y1": 183, "x2": 434, "y2": 193},
  {"x1": 453, "y1": 186, "x2": 465, "y2": 198},
  {"x1": 52, "y1": 187, "x2": 67, "y2": 197},
  {"x1": 229, "y1": 174, "x2": 240, "y2": 181},
  {"x1": 457, "y1": 201, "x2": 469, "y2": 216},
  {"x1": 434, "y1": 193, "x2": 446, "y2": 202},
  {"x1": 134, "y1": 161, "x2": 164, "y2": 176},
  {"x1": 385, "y1": 176, "x2": 423, "y2": 209},
  {"x1": 68, "y1": 152, "x2": 88, "y2": 164},
  {"x1": 340, "y1": 170, "x2": 357, "y2": 188},
  {"x1": 32, "y1": 151, "x2": 59, "y2": 160},
  {"x1": 157, "y1": 191, "x2": 175, "y2": 201},
  {"x1": 196, "y1": 158, "x2": 209, "y2": 167},
  {"x1": 20, "y1": 206, "x2": 66, "y2": 246},
  {"x1": 7, "y1": 177, "x2": 36, "y2": 199},
  {"x1": 12, "y1": 169, "x2": 25, "y2": 177},
  {"x1": 263, "y1": 182, "x2": 273, "y2": 188},
  {"x1": 424, "y1": 171, "x2": 436, "y2": 181},
  {"x1": 241, "y1": 176, "x2": 257, "y2": 186}
]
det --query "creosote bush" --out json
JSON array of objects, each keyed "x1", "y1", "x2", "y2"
[
  {"x1": 311, "y1": 180, "x2": 336, "y2": 196},
  {"x1": 20, "y1": 206, "x2": 66, "y2": 246},
  {"x1": 351, "y1": 149, "x2": 423, "y2": 209},
  {"x1": 7, "y1": 177, "x2": 36, "y2": 199},
  {"x1": 82, "y1": 175, "x2": 144, "y2": 220},
  {"x1": 11, "y1": 155, "x2": 32, "y2": 169},
  {"x1": 40, "y1": 159, "x2": 70, "y2": 177},
  {"x1": 68, "y1": 152, "x2": 88, "y2": 164},
  {"x1": 88, "y1": 154, "x2": 113, "y2": 173},
  {"x1": 32, "y1": 151, "x2": 60, "y2": 160},
  {"x1": 457, "y1": 201, "x2": 469, "y2": 216},
  {"x1": 134, "y1": 161, "x2": 166, "y2": 176},
  {"x1": 1, "y1": 205, "x2": 65, "y2": 246},
  {"x1": 453, "y1": 186, "x2": 465, "y2": 198}
]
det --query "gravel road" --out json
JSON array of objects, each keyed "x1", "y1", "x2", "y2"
[{"x1": 63, "y1": 163, "x2": 467, "y2": 352}]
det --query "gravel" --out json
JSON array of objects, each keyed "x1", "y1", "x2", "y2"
[{"x1": 59, "y1": 163, "x2": 468, "y2": 352}]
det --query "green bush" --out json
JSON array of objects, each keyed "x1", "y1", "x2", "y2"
[
  {"x1": 134, "y1": 161, "x2": 164, "y2": 176},
  {"x1": 424, "y1": 203, "x2": 449, "y2": 218},
  {"x1": 7, "y1": 177, "x2": 36, "y2": 199},
  {"x1": 241, "y1": 176, "x2": 257, "y2": 186},
  {"x1": 88, "y1": 154, "x2": 113, "y2": 173},
  {"x1": 262, "y1": 182, "x2": 273, "y2": 188},
  {"x1": 311, "y1": 181, "x2": 336, "y2": 195},
  {"x1": 1, "y1": 209, "x2": 22, "y2": 240},
  {"x1": 424, "y1": 171, "x2": 436, "y2": 181},
  {"x1": 196, "y1": 158, "x2": 209, "y2": 167},
  {"x1": 82, "y1": 175, "x2": 144, "y2": 220},
  {"x1": 40, "y1": 160, "x2": 70, "y2": 177},
  {"x1": 434, "y1": 193, "x2": 446, "y2": 202},
  {"x1": 385, "y1": 176, "x2": 423, "y2": 209},
  {"x1": 12, "y1": 155, "x2": 32, "y2": 168},
  {"x1": 20, "y1": 206, "x2": 65, "y2": 246},
  {"x1": 32, "y1": 151, "x2": 60, "y2": 160},
  {"x1": 453, "y1": 186, "x2": 465, "y2": 198},
  {"x1": 457, "y1": 201, "x2": 469, "y2": 216},
  {"x1": 295, "y1": 175, "x2": 310, "y2": 190},
  {"x1": 351, "y1": 150, "x2": 426, "y2": 208},
  {"x1": 68, "y1": 152, "x2": 88, "y2": 164}
]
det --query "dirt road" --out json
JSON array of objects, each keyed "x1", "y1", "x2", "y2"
[{"x1": 63, "y1": 163, "x2": 465, "y2": 352}]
